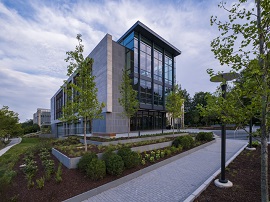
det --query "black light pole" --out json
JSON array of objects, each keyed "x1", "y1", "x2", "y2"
[
  {"x1": 211, "y1": 72, "x2": 239, "y2": 188},
  {"x1": 220, "y1": 83, "x2": 228, "y2": 183}
]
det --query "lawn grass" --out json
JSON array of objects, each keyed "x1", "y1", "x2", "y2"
[{"x1": 0, "y1": 138, "x2": 42, "y2": 193}]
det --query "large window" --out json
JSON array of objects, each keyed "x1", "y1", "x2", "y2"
[
  {"x1": 154, "y1": 48, "x2": 163, "y2": 82},
  {"x1": 165, "y1": 54, "x2": 173, "y2": 85},
  {"x1": 154, "y1": 84, "x2": 163, "y2": 106},
  {"x1": 55, "y1": 90, "x2": 63, "y2": 119},
  {"x1": 140, "y1": 79, "x2": 152, "y2": 104},
  {"x1": 140, "y1": 39, "x2": 152, "y2": 78}
]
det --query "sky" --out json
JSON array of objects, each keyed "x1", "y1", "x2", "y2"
[{"x1": 0, "y1": 0, "x2": 254, "y2": 122}]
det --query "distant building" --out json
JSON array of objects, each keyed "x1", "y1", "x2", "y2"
[
  {"x1": 33, "y1": 108, "x2": 51, "y2": 127},
  {"x1": 51, "y1": 21, "x2": 181, "y2": 137}
]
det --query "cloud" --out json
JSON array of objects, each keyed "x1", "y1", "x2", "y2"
[{"x1": 0, "y1": 0, "x2": 244, "y2": 121}]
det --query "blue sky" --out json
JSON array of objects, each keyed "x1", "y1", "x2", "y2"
[{"x1": 0, "y1": 0, "x2": 254, "y2": 122}]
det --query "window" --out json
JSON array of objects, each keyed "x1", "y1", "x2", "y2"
[
  {"x1": 165, "y1": 55, "x2": 173, "y2": 85},
  {"x1": 154, "y1": 48, "x2": 163, "y2": 82},
  {"x1": 140, "y1": 79, "x2": 152, "y2": 104},
  {"x1": 140, "y1": 41, "x2": 151, "y2": 78},
  {"x1": 154, "y1": 84, "x2": 163, "y2": 106}
]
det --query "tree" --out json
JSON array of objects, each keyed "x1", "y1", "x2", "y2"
[
  {"x1": 210, "y1": 1, "x2": 269, "y2": 200},
  {"x1": 166, "y1": 84, "x2": 184, "y2": 135},
  {"x1": 21, "y1": 119, "x2": 40, "y2": 134},
  {"x1": 61, "y1": 34, "x2": 105, "y2": 151},
  {"x1": 118, "y1": 68, "x2": 139, "y2": 138},
  {"x1": 0, "y1": 106, "x2": 22, "y2": 141},
  {"x1": 178, "y1": 87, "x2": 192, "y2": 126}
]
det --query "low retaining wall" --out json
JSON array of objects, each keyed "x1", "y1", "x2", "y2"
[
  {"x1": 52, "y1": 140, "x2": 174, "y2": 169},
  {"x1": 80, "y1": 132, "x2": 189, "y2": 146},
  {"x1": 53, "y1": 137, "x2": 215, "y2": 169}
]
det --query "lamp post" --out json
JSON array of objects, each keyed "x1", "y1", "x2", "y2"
[{"x1": 210, "y1": 72, "x2": 239, "y2": 188}]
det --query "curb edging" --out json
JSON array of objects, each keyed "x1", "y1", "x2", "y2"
[{"x1": 183, "y1": 142, "x2": 248, "y2": 202}]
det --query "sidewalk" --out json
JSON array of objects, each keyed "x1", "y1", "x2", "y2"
[
  {"x1": 69, "y1": 138, "x2": 247, "y2": 202},
  {"x1": 0, "y1": 137, "x2": 22, "y2": 157}
]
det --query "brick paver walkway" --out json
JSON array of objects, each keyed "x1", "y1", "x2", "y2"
[{"x1": 82, "y1": 138, "x2": 247, "y2": 202}]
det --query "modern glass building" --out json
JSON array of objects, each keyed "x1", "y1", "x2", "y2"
[
  {"x1": 118, "y1": 21, "x2": 181, "y2": 131},
  {"x1": 51, "y1": 21, "x2": 181, "y2": 137}
]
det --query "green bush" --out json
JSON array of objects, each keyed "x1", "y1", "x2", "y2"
[
  {"x1": 252, "y1": 141, "x2": 260, "y2": 147},
  {"x1": 77, "y1": 152, "x2": 98, "y2": 172},
  {"x1": 117, "y1": 147, "x2": 140, "y2": 169},
  {"x1": 103, "y1": 151, "x2": 124, "y2": 176},
  {"x1": 172, "y1": 135, "x2": 194, "y2": 150},
  {"x1": 195, "y1": 132, "x2": 213, "y2": 142},
  {"x1": 55, "y1": 163, "x2": 62, "y2": 183},
  {"x1": 86, "y1": 158, "x2": 106, "y2": 181}
]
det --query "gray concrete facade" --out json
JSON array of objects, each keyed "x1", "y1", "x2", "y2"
[{"x1": 51, "y1": 34, "x2": 129, "y2": 136}]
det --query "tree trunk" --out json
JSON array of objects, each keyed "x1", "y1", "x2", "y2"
[
  {"x1": 84, "y1": 117, "x2": 87, "y2": 152},
  {"x1": 257, "y1": 1, "x2": 269, "y2": 201},
  {"x1": 173, "y1": 118, "x2": 175, "y2": 137},
  {"x1": 128, "y1": 118, "x2": 130, "y2": 138}
]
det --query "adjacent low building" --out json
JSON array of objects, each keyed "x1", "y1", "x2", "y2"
[
  {"x1": 33, "y1": 108, "x2": 51, "y2": 127},
  {"x1": 51, "y1": 21, "x2": 181, "y2": 137}
]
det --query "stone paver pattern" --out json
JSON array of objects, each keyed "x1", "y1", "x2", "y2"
[{"x1": 82, "y1": 138, "x2": 247, "y2": 202}]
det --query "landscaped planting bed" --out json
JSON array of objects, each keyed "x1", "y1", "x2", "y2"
[
  {"x1": 52, "y1": 133, "x2": 205, "y2": 169},
  {"x1": 82, "y1": 132, "x2": 189, "y2": 146},
  {"x1": 2, "y1": 132, "x2": 214, "y2": 202}
]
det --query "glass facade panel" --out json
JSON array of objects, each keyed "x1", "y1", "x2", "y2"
[
  {"x1": 140, "y1": 41, "x2": 151, "y2": 78},
  {"x1": 165, "y1": 55, "x2": 173, "y2": 85},
  {"x1": 154, "y1": 84, "x2": 163, "y2": 106},
  {"x1": 154, "y1": 49, "x2": 163, "y2": 82},
  {"x1": 140, "y1": 79, "x2": 152, "y2": 104}
]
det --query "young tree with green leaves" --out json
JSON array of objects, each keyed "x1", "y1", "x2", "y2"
[
  {"x1": 210, "y1": 1, "x2": 269, "y2": 200},
  {"x1": 61, "y1": 34, "x2": 105, "y2": 151},
  {"x1": 166, "y1": 84, "x2": 184, "y2": 135},
  {"x1": 118, "y1": 68, "x2": 139, "y2": 138},
  {"x1": 0, "y1": 106, "x2": 22, "y2": 141}
]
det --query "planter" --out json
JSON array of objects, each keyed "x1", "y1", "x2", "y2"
[
  {"x1": 52, "y1": 137, "x2": 215, "y2": 169},
  {"x1": 80, "y1": 132, "x2": 189, "y2": 146}
]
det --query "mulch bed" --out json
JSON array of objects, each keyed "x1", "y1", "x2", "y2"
[
  {"x1": 195, "y1": 146, "x2": 270, "y2": 202},
  {"x1": 4, "y1": 142, "x2": 266, "y2": 202},
  {"x1": 2, "y1": 145, "x2": 192, "y2": 202}
]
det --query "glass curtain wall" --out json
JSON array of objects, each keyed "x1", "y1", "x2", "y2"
[{"x1": 119, "y1": 31, "x2": 174, "y2": 131}]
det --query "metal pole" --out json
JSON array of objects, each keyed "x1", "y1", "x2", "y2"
[{"x1": 220, "y1": 83, "x2": 228, "y2": 183}]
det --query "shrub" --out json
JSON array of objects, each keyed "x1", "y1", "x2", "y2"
[
  {"x1": 103, "y1": 152, "x2": 124, "y2": 176},
  {"x1": 117, "y1": 147, "x2": 140, "y2": 169},
  {"x1": 77, "y1": 152, "x2": 98, "y2": 172},
  {"x1": 149, "y1": 156, "x2": 155, "y2": 163},
  {"x1": 55, "y1": 163, "x2": 62, "y2": 183},
  {"x1": 36, "y1": 177, "x2": 45, "y2": 189},
  {"x1": 195, "y1": 132, "x2": 213, "y2": 142},
  {"x1": 172, "y1": 135, "x2": 194, "y2": 150},
  {"x1": 164, "y1": 148, "x2": 171, "y2": 156},
  {"x1": 86, "y1": 159, "x2": 106, "y2": 181},
  {"x1": 117, "y1": 147, "x2": 132, "y2": 157},
  {"x1": 170, "y1": 146, "x2": 177, "y2": 154},
  {"x1": 141, "y1": 158, "x2": 146, "y2": 165},
  {"x1": 252, "y1": 141, "x2": 260, "y2": 147}
]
